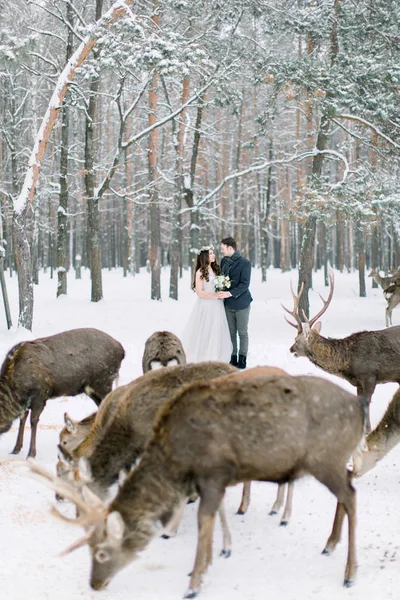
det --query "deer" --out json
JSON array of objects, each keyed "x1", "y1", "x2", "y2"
[
  {"x1": 58, "y1": 332, "x2": 187, "y2": 457},
  {"x1": 383, "y1": 283, "x2": 400, "y2": 327},
  {"x1": 57, "y1": 364, "x2": 294, "y2": 529},
  {"x1": 368, "y1": 269, "x2": 400, "y2": 326},
  {"x1": 56, "y1": 362, "x2": 237, "y2": 501},
  {"x1": 353, "y1": 386, "x2": 400, "y2": 477},
  {"x1": 215, "y1": 365, "x2": 294, "y2": 525},
  {"x1": 283, "y1": 273, "x2": 400, "y2": 432},
  {"x1": 142, "y1": 331, "x2": 186, "y2": 372},
  {"x1": 368, "y1": 268, "x2": 400, "y2": 291},
  {"x1": 0, "y1": 328, "x2": 125, "y2": 458},
  {"x1": 26, "y1": 373, "x2": 367, "y2": 595}
]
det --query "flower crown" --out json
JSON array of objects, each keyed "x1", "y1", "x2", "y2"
[{"x1": 197, "y1": 245, "x2": 214, "y2": 255}]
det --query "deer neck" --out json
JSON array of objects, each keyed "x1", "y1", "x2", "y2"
[
  {"x1": 372, "y1": 273, "x2": 383, "y2": 286},
  {"x1": 109, "y1": 450, "x2": 186, "y2": 542},
  {"x1": 0, "y1": 380, "x2": 24, "y2": 429},
  {"x1": 305, "y1": 332, "x2": 350, "y2": 376},
  {"x1": 368, "y1": 392, "x2": 400, "y2": 457}
]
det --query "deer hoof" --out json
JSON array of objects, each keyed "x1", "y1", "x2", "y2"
[
  {"x1": 236, "y1": 509, "x2": 245, "y2": 515},
  {"x1": 321, "y1": 548, "x2": 331, "y2": 556},
  {"x1": 279, "y1": 520, "x2": 288, "y2": 527},
  {"x1": 343, "y1": 578, "x2": 355, "y2": 588},
  {"x1": 220, "y1": 549, "x2": 231, "y2": 558},
  {"x1": 269, "y1": 509, "x2": 277, "y2": 516},
  {"x1": 184, "y1": 588, "x2": 198, "y2": 598}
]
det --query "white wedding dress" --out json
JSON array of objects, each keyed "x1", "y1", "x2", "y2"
[{"x1": 182, "y1": 270, "x2": 233, "y2": 363}]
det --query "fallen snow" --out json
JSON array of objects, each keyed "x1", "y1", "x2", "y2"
[{"x1": 0, "y1": 266, "x2": 399, "y2": 600}]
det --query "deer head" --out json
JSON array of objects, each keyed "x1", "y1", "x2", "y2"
[
  {"x1": 282, "y1": 273, "x2": 334, "y2": 356},
  {"x1": 24, "y1": 459, "x2": 151, "y2": 591}
]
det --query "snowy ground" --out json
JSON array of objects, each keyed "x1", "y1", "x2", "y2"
[{"x1": 0, "y1": 265, "x2": 399, "y2": 600}]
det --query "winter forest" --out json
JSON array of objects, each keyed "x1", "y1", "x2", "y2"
[{"x1": 0, "y1": 0, "x2": 399, "y2": 329}]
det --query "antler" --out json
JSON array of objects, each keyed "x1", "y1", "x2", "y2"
[
  {"x1": 306, "y1": 272, "x2": 335, "y2": 328},
  {"x1": 282, "y1": 281, "x2": 304, "y2": 333},
  {"x1": 23, "y1": 458, "x2": 106, "y2": 527}
]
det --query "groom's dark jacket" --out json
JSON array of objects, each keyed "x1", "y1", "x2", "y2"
[{"x1": 221, "y1": 251, "x2": 253, "y2": 311}]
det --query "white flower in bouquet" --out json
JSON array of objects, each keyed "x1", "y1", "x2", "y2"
[{"x1": 214, "y1": 275, "x2": 231, "y2": 292}]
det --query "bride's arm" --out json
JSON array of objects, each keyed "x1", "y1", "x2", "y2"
[{"x1": 195, "y1": 271, "x2": 218, "y2": 299}]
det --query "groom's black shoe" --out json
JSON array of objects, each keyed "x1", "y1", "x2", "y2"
[
  {"x1": 230, "y1": 354, "x2": 238, "y2": 367},
  {"x1": 238, "y1": 355, "x2": 247, "y2": 370}
]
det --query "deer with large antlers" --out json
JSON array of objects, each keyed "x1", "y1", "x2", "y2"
[
  {"x1": 283, "y1": 273, "x2": 400, "y2": 431},
  {"x1": 25, "y1": 374, "x2": 366, "y2": 595},
  {"x1": 56, "y1": 362, "x2": 237, "y2": 501},
  {"x1": 58, "y1": 365, "x2": 293, "y2": 526}
]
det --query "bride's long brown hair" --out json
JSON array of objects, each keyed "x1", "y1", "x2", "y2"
[{"x1": 191, "y1": 249, "x2": 221, "y2": 290}]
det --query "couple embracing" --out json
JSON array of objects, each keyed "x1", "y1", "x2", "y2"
[{"x1": 182, "y1": 236, "x2": 252, "y2": 369}]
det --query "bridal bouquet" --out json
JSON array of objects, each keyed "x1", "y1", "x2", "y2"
[{"x1": 214, "y1": 275, "x2": 231, "y2": 292}]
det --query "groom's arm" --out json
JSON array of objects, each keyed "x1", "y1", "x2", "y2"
[{"x1": 229, "y1": 261, "x2": 251, "y2": 299}]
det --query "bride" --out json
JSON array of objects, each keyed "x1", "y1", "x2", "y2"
[{"x1": 182, "y1": 245, "x2": 233, "y2": 363}]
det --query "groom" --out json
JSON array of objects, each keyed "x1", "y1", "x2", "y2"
[{"x1": 218, "y1": 236, "x2": 252, "y2": 369}]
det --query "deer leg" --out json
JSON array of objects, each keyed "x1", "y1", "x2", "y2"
[
  {"x1": 236, "y1": 482, "x2": 251, "y2": 514},
  {"x1": 343, "y1": 486, "x2": 357, "y2": 587},
  {"x1": 185, "y1": 482, "x2": 225, "y2": 598},
  {"x1": 323, "y1": 501, "x2": 346, "y2": 554},
  {"x1": 162, "y1": 498, "x2": 187, "y2": 539},
  {"x1": 386, "y1": 305, "x2": 392, "y2": 328},
  {"x1": 269, "y1": 483, "x2": 285, "y2": 516},
  {"x1": 27, "y1": 402, "x2": 44, "y2": 458},
  {"x1": 218, "y1": 499, "x2": 232, "y2": 558},
  {"x1": 357, "y1": 381, "x2": 375, "y2": 434},
  {"x1": 10, "y1": 410, "x2": 29, "y2": 454},
  {"x1": 84, "y1": 387, "x2": 103, "y2": 407},
  {"x1": 320, "y1": 470, "x2": 357, "y2": 587},
  {"x1": 280, "y1": 481, "x2": 294, "y2": 526}
]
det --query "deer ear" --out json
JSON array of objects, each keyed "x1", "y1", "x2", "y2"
[
  {"x1": 106, "y1": 511, "x2": 125, "y2": 542},
  {"x1": 64, "y1": 413, "x2": 77, "y2": 434},
  {"x1": 312, "y1": 321, "x2": 322, "y2": 333}
]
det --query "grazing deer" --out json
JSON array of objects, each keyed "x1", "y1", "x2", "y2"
[
  {"x1": 216, "y1": 366, "x2": 294, "y2": 525},
  {"x1": 142, "y1": 331, "x2": 186, "y2": 372},
  {"x1": 368, "y1": 269, "x2": 400, "y2": 291},
  {"x1": 28, "y1": 374, "x2": 366, "y2": 595},
  {"x1": 284, "y1": 273, "x2": 400, "y2": 431},
  {"x1": 0, "y1": 328, "x2": 125, "y2": 458},
  {"x1": 56, "y1": 362, "x2": 236, "y2": 500},
  {"x1": 383, "y1": 283, "x2": 400, "y2": 327},
  {"x1": 353, "y1": 386, "x2": 400, "y2": 477}
]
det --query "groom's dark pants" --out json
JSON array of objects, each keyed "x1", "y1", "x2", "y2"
[{"x1": 225, "y1": 305, "x2": 251, "y2": 356}]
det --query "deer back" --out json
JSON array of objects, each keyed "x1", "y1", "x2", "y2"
[{"x1": 142, "y1": 331, "x2": 186, "y2": 372}]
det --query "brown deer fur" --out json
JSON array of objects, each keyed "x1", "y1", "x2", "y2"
[
  {"x1": 0, "y1": 328, "x2": 124, "y2": 457},
  {"x1": 142, "y1": 331, "x2": 186, "y2": 372},
  {"x1": 56, "y1": 362, "x2": 236, "y2": 499},
  {"x1": 284, "y1": 274, "x2": 400, "y2": 431},
  {"x1": 37, "y1": 374, "x2": 366, "y2": 595},
  {"x1": 215, "y1": 365, "x2": 292, "y2": 522},
  {"x1": 368, "y1": 269, "x2": 400, "y2": 291}
]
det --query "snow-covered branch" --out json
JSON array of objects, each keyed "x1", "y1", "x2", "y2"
[
  {"x1": 14, "y1": 0, "x2": 136, "y2": 215},
  {"x1": 335, "y1": 114, "x2": 400, "y2": 150},
  {"x1": 187, "y1": 148, "x2": 350, "y2": 212}
]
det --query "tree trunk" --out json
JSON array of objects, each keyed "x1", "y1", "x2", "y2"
[
  {"x1": 356, "y1": 223, "x2": 366, "y2": 297},
  {"x1": 169, "y1": 75, "x2": 189, "y2": 300},
  {"x1": 13, "y1": 208, "x2": 33, "y2": 329},
  {"x1": 57, "y1": 2, "x2": 74, "y2": 297},
  {"x1": 148, "y1": 8, "x2": 161, "y2": 300}
]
